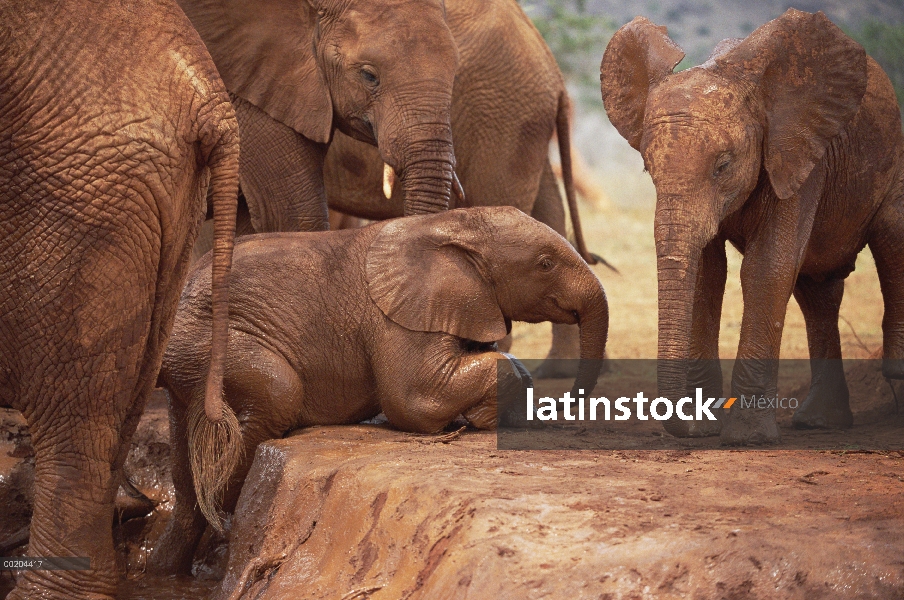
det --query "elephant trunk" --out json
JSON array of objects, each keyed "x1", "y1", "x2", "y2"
[
  {"x1": 399, "y1": 149, "x2": 456, "y2": 215},
  {"x1": 571, "y1": 273, "x2": 610, "y2": 397},
  {"x1": 378, "y1": 91, "x2": 456, "y2": 216},
  {"x1": 654, "y1": 200, "x2": 706, "y2": 429}
]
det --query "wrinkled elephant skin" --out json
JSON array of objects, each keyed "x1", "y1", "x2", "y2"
[
  {"x1": 600, "y1": 9, "x2": 904, "y2": 445},
  {"x1": 0, "y1": 0, "x2": 238, "y2": 597},
  {"x1": 148, "y1": 207, "x2": 609, "y2": 574},
  {"x1": 177, "y1": 0, "x2": 460, "y2": 231},
  {"x1": 322, "y1": 0, "x2": 600, "y2": 374}
]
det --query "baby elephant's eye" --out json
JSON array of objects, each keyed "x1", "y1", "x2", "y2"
[
  {"x1": 712, "y1": 156, "x2": 731, "y2": 177},
  {"x1": 539, "y1": 256, "x2": 554, "y2": 271},
  {"x1": 360, "y1": 67, "x2": 379, "y2": 87}
]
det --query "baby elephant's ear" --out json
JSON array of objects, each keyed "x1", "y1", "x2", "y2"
[
  {"x1": 178, "y1": 0, "x2": 334, "y2": 144},
  {"x1": 600, "y1": 17, "x2": 685, "y2": 150},
  {"x1": 366, "y1": 215, "x2": 507, "y2": 343},
  {"x1": 714, "y1": 9, "x2": 867, "y2": 200}
]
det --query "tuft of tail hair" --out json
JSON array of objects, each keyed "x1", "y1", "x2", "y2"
[{"x1": 187, "y1": 393, "x2": 242, "y2": 532}]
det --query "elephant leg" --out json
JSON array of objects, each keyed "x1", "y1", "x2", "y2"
[
  {"x1": 10, "y1": 222, "x2": 197, "y2": 598},
  {"x1": 665, "y1": 238, "x2": 727, "y2": 438},
  {"x1": 231, "y1": 95, "x2": 329, "y2": 233},
  {"x1": 532, "y1": 159, "x2": 582, "y2": 379},
  {"x1": 152, "y1": 335, "x2": 301, "y2": 573},
  {"x1": 720, "y1": 177, "x2": 823, "y2": 446},
  {"x1": 869, "y1": 196, "x2": 904, "y2": 379},
  {"x1": 378, "y1": 347, "x2": 526, "y2": 433},
  {"x1": 10, "y1": 334, "x2": 155, "y2": 599},
  {"x1": 214, "y1": 336, "x2": 303, "y2": 513},
  {"x1": 147, "y1": 390, "x2": 207, "y2": 575},
  {"x1": 791, "y1": 275, "x2": 852, "y2": 429}
]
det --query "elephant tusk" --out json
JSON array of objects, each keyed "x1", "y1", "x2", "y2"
[
  {"x1": 382, "y1": 163, "x2": 395, "y2": 200},
  {"x1": 452, "y1": 171, "x2": 465, "y2": 205}
]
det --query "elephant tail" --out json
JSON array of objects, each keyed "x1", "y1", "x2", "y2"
[
  {"x1": 555, "y1": 93, "x2": 618, "y2": 274},
  {"x1": 191, "y1": 104, "x2": 243, "y2": 532},
  {"x1": 187, "y1": 389, "x2": 242, "y2": 533}
]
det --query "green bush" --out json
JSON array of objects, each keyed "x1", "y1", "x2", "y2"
[{"x1": 523, "y1": 0, "x2": 617, "y2": 91}]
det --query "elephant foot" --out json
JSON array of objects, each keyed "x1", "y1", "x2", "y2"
[
  {"x1": 720, "y1": 408, "x2": 780, "y2": 446},
  {"x1": 496, "y1": 334, "x2": 513, "y2": 354},
  {"x1": 791, "y1": 402, "x2": 854, "y2": 429},
  {"x1": 883, "y1": 357, "x2": 904, "y2": 380},
  {"x1": 792, "y1": 396, "x2": 852, "y2": 430},
  {"x1": 793, "y1": 364, "x2": 853, "y2": 429},
  {"x1": 663, "y1": 416, "x2": 721, "y2": 438}
]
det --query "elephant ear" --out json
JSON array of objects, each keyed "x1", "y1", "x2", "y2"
[
  {"x1": 714, "y1": 9, "x2": 867, "y2": 200},
  {"x1": 703, "y1": 38, "x2": 742, "y2": 65},
  {"x1": 366, "y1": 212, "x2": 507, "y2": 343},
  {"x1": 600, "y1": 17, "x2": 685, "y2": 151},
  {"x1": 176, "y1": 0, "x2": 333, "y2": 144}
]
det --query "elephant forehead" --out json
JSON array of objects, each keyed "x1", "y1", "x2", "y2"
[
  {"x1": 642, "y1": 117, "x2": 733, "y2": 159},
  {"x1": 647, "y1": 70, "x2": 745, "y2": 121},
  {"x1": 333, "y1": 7, "x2": 458, "y2": 81},
  {"x1": 643, "y1": 83, "x2": 751, "y2": 159},
  {"x1": 341, "y1": 2, "x2": 452, "y2": 51}
]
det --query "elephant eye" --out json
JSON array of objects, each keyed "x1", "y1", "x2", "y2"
[
  {"x1": 713, "y1": 156, "x2": 731, "y2": 177},
  {"x1": 538, "y1": 256, "x2": 554, "y2": 272},
  {"x1": 360, "y1": 67, "x2": 379, "y2": 87}
]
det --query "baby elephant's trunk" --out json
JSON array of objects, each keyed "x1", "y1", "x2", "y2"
[
  {"x1": 572, "y1": 275, "x2": 610, "y2": 397},
  {"x1": 188, "y1": 390, "x2": 242, "y2": 532}
]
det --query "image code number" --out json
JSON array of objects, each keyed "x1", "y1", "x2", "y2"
[{"x1": 0, "y1": 557, "x2": 90, "y2": 571}]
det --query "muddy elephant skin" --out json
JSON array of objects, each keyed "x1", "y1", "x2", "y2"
[
  {"x1": 177, "y1": 0, "x2": 460, "y2": 232},
  {"x1": 600, "y1": 9, "x2": 904, "y2": 445},
  {"x1": 324, "y1": 0, "x2": 595, "y2": 262},
  {"x1": 0, "y1": 0, "x2": 239, "y2": 597},
  {"x1": 322, "y1": 0, "x2": 602, "y2": 376},
  {"x1": 149, "y1": 207, "x2": 609, "y2": 574}
]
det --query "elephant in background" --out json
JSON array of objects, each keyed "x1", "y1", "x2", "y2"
[
  {"x1": 322, "y1": 0, "x2": 606, "y2": 374},
  {"x1": 177, "y1": 0, "x2": 463, "y2": 234},
  {"x1": 0, "y1": 0, "x2": 238, "y2": 597},
  {"x1": 150, "y1": 207, "x2": 608, "y2": 573},
  {"x1": 180, "y1": 0, "x2": 608, "y2": 377},
  {"x1": 600, "y1": 9, "x2": 904, "y2": 445}
]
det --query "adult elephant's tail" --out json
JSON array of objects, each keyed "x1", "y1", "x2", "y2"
[
  {"x1": 190, "y1": 105, "x2": 242, "y2": 532},
  {"x1": 555, "y1": 93, "x2": 618, "y2": 273}
]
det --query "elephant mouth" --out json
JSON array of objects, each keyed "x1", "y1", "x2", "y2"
[
  {"x1": 550, "y1": 298, "x2": 580, "y2": 325},
  {"x1": 461, "y1": 339, "x2": 499, "y2": 354}
]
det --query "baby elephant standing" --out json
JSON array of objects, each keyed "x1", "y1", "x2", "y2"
[{"x1": 150, "y1": 206, "x2": 608, "y2": 573}]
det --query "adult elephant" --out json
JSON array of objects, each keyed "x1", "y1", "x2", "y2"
[
  {"x1": 177, "y1": 0, "x2": 461, "y2": 233},
  {"x1": 0, "y1": 0, "x2": 238, "y2": 597},
  {"x1": 321, "y1": 0, "x2": 603, "y2": 375},
  {"x1": 600, "y1": 10, "x2": 904, "y2": 444}
]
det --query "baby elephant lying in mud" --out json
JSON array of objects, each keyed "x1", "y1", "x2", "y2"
[{"x1": 149, "y1": 206, "x2": 608, "y2": 574}]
